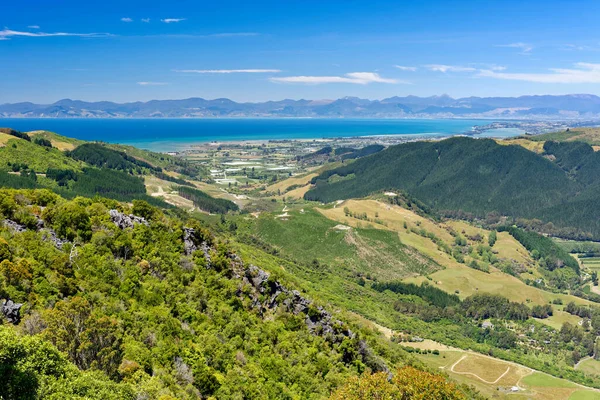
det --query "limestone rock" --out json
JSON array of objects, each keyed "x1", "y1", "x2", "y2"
[
  {"x1": 109, "y1": 210, "x2": 148, "y2": 229},
  {"x1": 183, "y1": 227, "x2": 198, "y2": 256},
  {"x1": 2, "y1": 299, "x2": 23, "y2": 325},
  {"x1": 3, "y1": 219, "x2": 26, "y2": 233},
  {"x1": 41, "y1": 229, "x2": 69, "y2": 249}
]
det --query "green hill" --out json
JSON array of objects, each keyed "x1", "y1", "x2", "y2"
[
  {"x1": 305, "y1": 137, "x2": 600, "y2": 239},
  {"x1": 0, "y1": 128, "x2": 205, "y2": 206},
  {"x1": 0, "y1": 188, "x2": 483, "y2": 399}
]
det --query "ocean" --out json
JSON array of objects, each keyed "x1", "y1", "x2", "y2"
[{"x1": 0, "y1": 118, "x2": 522, "y2": 152}]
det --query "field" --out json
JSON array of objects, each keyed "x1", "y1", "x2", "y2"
[
  {"x1": 580, "y1": 257, "x2": 600, "y2": 271},
  {"x1": 317, "y1": 199, "x2": 594, "y2": 307},
  {"x1": 0, "y1": 136, "x2": 84, "y2": 172},
  {"x1": 497, "y1": 138, "x2": 546, "y2": 153},
  {"x1": 266, "y1": 171, "x2": 318, "y2": 195},
  {"x1": 536, "y1": 310, "x2": 582, "y2": 330},
  {"x1": 144, "y1": 176, "x2": 195, "y2": 209},
  {"x1": 0, "y1": 132, "x2": 13, "y2": 146},
  {"x1": 576, "y1": 358, "x2": 600, "y2": 376},
  {"x1": 526, "y1": 128, "x2": 600, "y2": 146},
  {"x1": 27, "y1": 130, "x2": 83, "y2": 151},
  {"x1": 412, "y1": 348, "x2": 599, "y2": 400},
  {"x1": 249, "y1": 206, "x2": 439, "y2": 281}
]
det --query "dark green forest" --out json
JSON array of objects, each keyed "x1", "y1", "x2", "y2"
[
  {"x1": 177, "y1": 186, "x2": 239, "y2": 214},
  {"x1": 305, "y1": 137, "x2": 600, "y2": 239}
]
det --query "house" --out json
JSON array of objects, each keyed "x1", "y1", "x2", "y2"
[{"x1": 481, "y1": 321, "x2": 494, "y2": 329}]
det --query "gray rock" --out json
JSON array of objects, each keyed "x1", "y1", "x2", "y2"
[
  {"x1": 183, "y1": 227, "x2": 198, "y2": 255},
  {"x1": 3, "y1": 219, "x2": 26, "y2": 233},
  {"x1": 109, "y1": 210, "x2": 148, "y2": 229},
  {"x1": 41, "y1": 229, "x2": 69, "y2": 249},
  {"x1": 2, "y1": 299, "x2": 23, "y2": 325}
]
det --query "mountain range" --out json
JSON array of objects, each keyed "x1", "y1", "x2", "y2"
[{"x1": 3, "y1": 94, "x2": 600, "y2": 119}]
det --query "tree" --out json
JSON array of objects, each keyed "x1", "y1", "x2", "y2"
[
  {"x1": 132, "y1": 200, "x2": 156, "y2": 221},
  {"x1": 488, "y1": 231, "x2": 497, "y2": 247},
  {"x1": 330, "y1": 366, "x2": 465, "y2": 400}
]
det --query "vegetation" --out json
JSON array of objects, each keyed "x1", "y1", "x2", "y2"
[
  {"x1": 67, "y1": 143, "x2": 160, "y2": 173},
  {"x1": 0, "y1": 188, "x2": 428, "y2": 399},
  {"x1": 0, "y1": 128, "x2": 31, "y2": 142},
  {"x1": 177, "y1": 186, "x2": 239, "y2": 214},
  {"x1": 526, "y1": 127, "x2": 600, "y2": 146},
  {"x1": 340, "y1": 145, "x2": 385, "y2": 160},
  {"x1": 372, "y1": 281, "x2": 460, "y2": 308},
  {"x1": 305, "y1": 137, "x2": 600, "y2": 239},
  {"x1": 501, "y1": 226, "x2": 579, "y2": 273},
  {"x1": 329, "y1": 366, "x2": 467, "y2": 399}
]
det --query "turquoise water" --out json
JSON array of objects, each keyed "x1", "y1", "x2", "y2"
[{"x1": 0, "y1": 118, "x2": 520, "y2": 152}]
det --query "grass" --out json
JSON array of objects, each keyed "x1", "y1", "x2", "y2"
[
  {"x1": 452, "y1": 354, "x2": 511, "y2": 383},
  {"x1": 0, "y1": 132, "x2": 13, "y2": 146},
  {"x1": 522, "y1": 372, "x2": 578, "y2": 388},
  {"x1": 497, "y1": 138, "x2": 546, "y2": 153},
  {"x1": 0, "y1": 137, "x2": 84, "y2": 172},
  {"x1": 525, "y1": 128, "x2": 600, "y2": 146},
  {"x1": 536, "y1": 311, "x2": 582, "y2": 330},
  {"x1": 231, "y1": 196, "x2": 600, "y2": 393},
  {"x1": 27, "y1": 130, "x2": 83, "y2": 151},
  {"x1": 576, "y1": 358, "x2": 600, "y2": 376},
  {"x1": 494, "y1": 231, "x2": 534, "y2": 266},
  {"x1": 412, "y1": 347, "x2": 598, "y2": 400},
  {"x1": 266, "y1": 172, "x2": 318, "y2": 193},
  {"x1": 251, "y1": 206, "x2": 438, "y2": 281},
  {"x1": 569, "y1": 390, "x2": 600, "y2": 399},
  {"x1": 318, "y1": 199, "x2": 595, "y2": 306},
  {"x1": 144, "y1": 176, "x2": 195, "y2": 209}
]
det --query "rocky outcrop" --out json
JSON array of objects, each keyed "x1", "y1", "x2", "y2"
[
  {"x1": 183, "y1": 227, "x2": 198, "y2": 256},
  {"x1": 239, "y1": 265, "x2": 354, "y2": 342},
  {"x1": 182, "y1": 227, "x2": 211, "y2": 262},
  {"x1": 109, "y1": 210, "x2": 148, "y2": 229},
  {"x1": 41, "y1": 229, "x2": 70, "y2": 249},
  {"x1": 2, "y1": 219, "x2": 67, "y2": 249},
  {"x1": 2, "y1": 299, "x2": 23, "y2": 325},
  {"x1": 3, "y1": 219, "x2": 26, "y2": 233}
]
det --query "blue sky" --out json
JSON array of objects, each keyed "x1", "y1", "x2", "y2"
[{"x1": 2, "y1": 0, "x2": 600, "y2": 103}]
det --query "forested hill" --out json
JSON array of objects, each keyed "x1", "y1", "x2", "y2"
[
  {"x1": 305, "y1": 137, "x2": 600, "y2": 239},
  {"x1": 0, "y1": 189, "x2": 474, "y2": 399}
]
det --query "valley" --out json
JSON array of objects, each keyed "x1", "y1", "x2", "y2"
[{"x1": 3, "y1": 125, "x2": 600, "y2": 399}]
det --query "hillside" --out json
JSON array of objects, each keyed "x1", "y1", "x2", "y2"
[
  {"x1": 305, "y1": 137, "x2": 600, "y2": 239},
  {"x1": 1, "y1": 189, "x2": 440, "y2": 399},
  {"x1": 5, "y1": 128, "x2": 600, "y2": 398},
  {"x1": 526, "y1": 127, "x2": 600, "y2": 146},
  {"x1": 0, "y1": 128, "x2": 222, "y2": 210}
]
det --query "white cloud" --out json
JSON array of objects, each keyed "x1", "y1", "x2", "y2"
[
  {"x1": 270, "y1": 72, "x2": 404, "y2": 85},
  {"x1": 0, "y1": 29, "x2": 112, "y2": 40},
  {"x1": 394, "y1": 65, "x2": 417, "y2": 71},
  {"x1": 142, "y1": 18, "x2": 150, "y2": 23},
  {"x1": 497, "y1": 42, "x2": 533, "y2": 54},
  {"x1": 478, "y1": 63, "x2": 600, "y2": 83},
  {"x1": 560, "y1": 44, "x2": 598, "y2": 51},
  {"x1": 27, "y1": 25, "x2": 40, "y2": 29},
  {"x1": 425, "y1": 64, "x2": 476, "y2": 73},
  {"x1": 137, "y1": 82, "x2": 168, "y2": 86},
  {"x1": 208, "y1": 32, "x2": 259, "y2": 37},
  {"x1": 175, "y1": 69, "x2": 281, "y2": 74},
  {"x1": 161, "y1": 18, "x2": 186, "y2": 23},
  {"x1": 121, "y1": 17, "x2": 133, "y2": 22}
]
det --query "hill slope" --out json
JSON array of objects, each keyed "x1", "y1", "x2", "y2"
[{"x1": 305, "y1": 137, "x2": 600, "y2": 238}]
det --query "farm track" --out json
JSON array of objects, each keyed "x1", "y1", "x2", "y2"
[{"x1": 450, "y1": 355, "x2": 511, "y2": 384}]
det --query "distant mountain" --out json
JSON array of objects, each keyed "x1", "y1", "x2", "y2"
[{"x1": 3, "y1": 94, "x2": 600, "y2": 119}]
